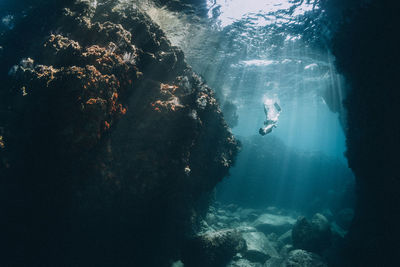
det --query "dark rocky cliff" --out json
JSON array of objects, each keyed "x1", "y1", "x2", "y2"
[
  {"x1": 329, "y1": 0, "x2": 400, "y2": 265},
  {"x1": 0, "y1": 1, "x2": 238, "y2": 266}
]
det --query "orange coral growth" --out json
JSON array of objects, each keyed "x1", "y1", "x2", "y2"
[
  {"x1": 151, "y1": 97, "x2": 183, "y2": 112},
  {"x1": 160, "y1": 83, "x2": 178, "y2": 93},
  {"x1": 112, "y1": 92, "x2": 118, "y2": 100},
  {"x1": 86, "y1": 98, "x2": 98, "y2": 105},
  {"x1": 119, "y1": 104, "x2": 127, "y2": 115},
  {"x1": 104, "y1": 121, "x2": 111, "y2": 130},
  {"x1": 0, "y1": 136, "x2": 5, "y2": 149},
  {"x1": 151, "y1": 100, "x2": 163, "y2": 112}
]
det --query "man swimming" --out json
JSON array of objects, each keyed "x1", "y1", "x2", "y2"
[{"x1": 259, "y1": 101, "x2": 281, "y2": 136}]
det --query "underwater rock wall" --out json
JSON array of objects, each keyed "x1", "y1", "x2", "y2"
[
  {"x1": 0, "y1": 1, "x2": 238, "y2": 266},
  {"x1": 329, "y1": 0, "x2": 400, "y2": 265}
]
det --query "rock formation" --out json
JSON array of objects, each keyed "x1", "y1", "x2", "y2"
[
  {"x1": 292, "y1": 214, "x2": 332, "y2": 255},
  {"x1": 0, "y1": 1, "x2": 238, "y2": 266},
  {"x1": 182, "y1": 229, "x2": 246, "y2": 267},
  {"x1": 283, "y1": 249, "x2": 327, "y2": 267},
  {"x1": 328, "y1": 0, "x2": 400, "y2": 265}
]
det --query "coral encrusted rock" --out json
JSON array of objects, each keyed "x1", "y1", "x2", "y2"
[{"x1": 0, "y1": 1, "x2": 239, "y2": 266}]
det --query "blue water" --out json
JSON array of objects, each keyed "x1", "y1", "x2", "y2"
[
  {"x1": 234, "y1": 99, "x2": 346, "y2": 161},
  {"x1": 145, "y1": 0, "x2": 354, "y2": 216}
]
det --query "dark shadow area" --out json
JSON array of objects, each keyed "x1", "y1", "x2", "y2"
[{"x1": 327, "y1": 0, "x2": 400, "y2": 265}]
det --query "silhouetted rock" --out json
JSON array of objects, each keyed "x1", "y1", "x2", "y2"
[
  {"x1": 292, "y1": 214, "x2": 332, "y2": 254},
  {"x1": 283, "y1": 249, "x2": 327, "y2": 267},
  {"x1": 329, "y1": 0, "x2": 400, "y2": 265},
  {"x1": 182, "y1": 229, "x2": 246, "y2": 267}
]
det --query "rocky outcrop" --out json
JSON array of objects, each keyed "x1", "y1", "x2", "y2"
[
  {"x1": 182, "y1": 229, "x2": 246, "y2": 267},
  {"x1": 0, "y1": 1, "x2": 238, "y2": 266}
]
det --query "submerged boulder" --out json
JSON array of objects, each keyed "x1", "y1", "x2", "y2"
[
  {"x1": 241, "y1": 231, "x2": 279, "y2": 263},
  {"x1": 292, "y1": 214, "x2": 332, "y2": 254},
  {"x1": 182, "y1": 229, "x2": 246, "y2": 267},
  {"x1": 283, "y1": 249, "x2": 327, "y2": 267},
  {"x1": 253, "y1": 213, "x2": 296, "y2": 235},
  {"x1": 278, "y1": 230, "x2": 293, "y2": 246}
]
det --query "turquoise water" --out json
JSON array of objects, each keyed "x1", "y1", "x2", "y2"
[
  {"x1": 146, "y1": 0, "x2": 354, "y2": 213},
  {"x1": 234, "y1": 98, "x2": 346, "y2": 160}
]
